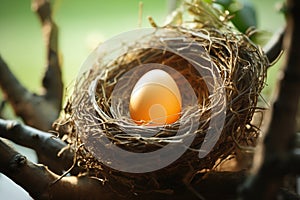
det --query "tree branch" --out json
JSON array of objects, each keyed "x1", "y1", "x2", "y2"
[
  {"x1": 32, "y1": 0, "x2": 63, "y2": 109},
  {"x1": 240, "y1": 0, "x2": 300, "y2": 199},
  {"x1": 0, "y1": 99, "x2": 7, "y2": 119},
  {"x1": 0, "y1": 56, "x2": 56, "y2": 130},
  {"x1": 0, "y1": 118, "x2": 77, "y2": 174},
  {"x1": 0, "y1": 116, "x2": 298, "y2": 199},
  {"x1": 0, "y1": 138, "x2": 112, "y2": 200},
  {"x1": 0, "y1": 135, "x2": 247, "y2": 200},
  {"x1": 0, "y1": 0, "x2": 63, "y2": 131},
  {"x1": 0, "y1": 118, "x2": 249, "y2": 200}
]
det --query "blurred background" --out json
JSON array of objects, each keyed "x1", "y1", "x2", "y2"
[{"x1": 0, "y1": 0, "x2": 285, "y2": 199}]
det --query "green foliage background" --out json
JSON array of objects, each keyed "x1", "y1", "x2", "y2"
[{"x1": 0, "y1": 0, "x2": 284, "y2": 94}]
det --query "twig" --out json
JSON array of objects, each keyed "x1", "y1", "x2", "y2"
[
  {"x1": 239, "y1": 0, "x2": 300, "y2": 199},
  {"x1": 0, "y1": 118, "x2": 77, "y2": 174},
  {"x1": 0, "y1": 0, "x2": 63, "y2": 131},
  {"x1": 0, "y1": 56, "x2": 56, "y2": 130},
  {"x1": 0, "y1": 121, "x2": 249, "y2": 200},
  {"x1": 0, "y1": 117, "x2": 298, "y2": 199},
  {"x1": 0, "y1": 99, "x2": 6, "y2": 118},
  {"x1": 0, "y1": 138, "x2": 112, "y2": 200},
  {"x1": 32, "y1": 0, "x2": 63, "y2": 109},
  {"x1": 263, "y1": 27, "x2": 285, "y2": 65},
  {"x1": 1, "y1": 130, "x2": 298, "y2": 200}
]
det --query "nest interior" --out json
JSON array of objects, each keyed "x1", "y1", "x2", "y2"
[{"x1": 55, "y1": 0, "x2": 269, "y2": 198}]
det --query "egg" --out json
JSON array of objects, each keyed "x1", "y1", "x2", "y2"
[{"x1": 129, "y1": 69, "x2": 182, "y2": 126}]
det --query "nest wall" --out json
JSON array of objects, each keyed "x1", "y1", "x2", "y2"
[{"x1": 54, "y1": 0, "x2": 269, "y2": 197}]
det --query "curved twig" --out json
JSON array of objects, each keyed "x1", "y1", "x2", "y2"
[
  {"x1": 1, "y1": 119, "x2": 300, "y2": 199},
  {"x1": 0, "y1": 56, "x2": 57, "y2": 130},
  {"x1": 263, "y1": 27, "x2": 285, "y2": 66},
  {"x1": 0, "y1": 0, "x2": 63, "y2": 131},
  {"x1": 32, "y1": 0, "x2": 63, "y2": 109},
  {"x1": 0, "y1": 138, "x2": 111, "y2": 200},
  {"x1": 0, "y1": 135, "x2": 249, "y2": 200},
  {"x1": 0, "y1": 118, "x2": 77, "y2": 174}
]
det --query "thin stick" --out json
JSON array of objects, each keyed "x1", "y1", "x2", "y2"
[
  {"x1": 0, "y1": 118, "x2": 77, "y2": 174},
  {"x1": 0, "y1": 138, "x2": 110, "y2": 200},
  {"x1": 138, "y1": 2, "x2": 143, "y2": 28},
  {"x1": 32, "y1": 0, "x2": 63, "y2": 109}
]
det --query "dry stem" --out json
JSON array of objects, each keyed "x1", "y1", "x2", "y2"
[{"x1": 0, "y1": 0, "x2": 63, "y2": 131}]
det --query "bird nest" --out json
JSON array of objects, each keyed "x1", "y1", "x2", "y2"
[{"x1": 55, "y1": 0, "x2": 269, "y2": 198}]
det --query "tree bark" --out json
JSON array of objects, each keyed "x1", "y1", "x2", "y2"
[
  {"x1": 0, "y1": 0, "x2": 63, "y2": 131},
  {"x1": 239, "y1": 0, "x2": 300, "y2": 199}
]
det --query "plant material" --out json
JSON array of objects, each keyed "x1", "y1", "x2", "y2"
[{"x1": 55, "y1": 0, "x2": 269, "y2": 198}]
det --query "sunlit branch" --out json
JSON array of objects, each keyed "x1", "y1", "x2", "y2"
[
  {"x1": 32, "y1": 0, "x2": 63, "y2": 110},
  {"x1": 0, "y1": 56, "x2": 55, "y2": 130},
  {"x1": 0, "y1": 0, "x2": 63, "y2": 131},
  {"x1": 0, "y1": 118, "x2": 77, "y2": 174},
  {"x1": 0, "y1": 138, "x2": 110, "y2": 200}
]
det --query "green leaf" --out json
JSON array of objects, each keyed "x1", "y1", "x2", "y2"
[
  {"x1": 214, "y1": 0, "x2": 257, "y2": 33},
  {"x1": 214, "y1": 0, "x2": 233, "y2": 9},
  {"x1": 203, "y1": 0, "x2": 214, "y2": 4},
  {"x1": 230, "y1": 0, "x2": 257, "y2": 33}
]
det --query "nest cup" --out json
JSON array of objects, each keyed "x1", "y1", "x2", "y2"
[{"x1": 58, "y1": 1, "x2": 269, "y2": 197}]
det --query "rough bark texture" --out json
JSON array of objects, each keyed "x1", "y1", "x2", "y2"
[
  {"x1": 0, "y1": 0, "x2": 62, "y2": 131},
  {"x1": 240, "y1": 0, "x2": 300, "y2": 199},
  {"x1": 0, "y1": 119, "x2": 77, "y2": 174},
  {"x1": 0, "y1": 139, "x2": 112, "y2": 200}
]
